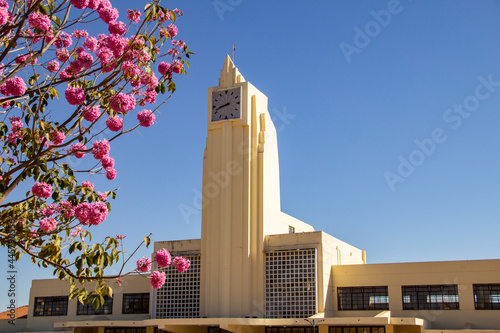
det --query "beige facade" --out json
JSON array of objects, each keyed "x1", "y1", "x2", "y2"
[{"x1": 5, "y1": 57, "x2": 500, "y2": 333}]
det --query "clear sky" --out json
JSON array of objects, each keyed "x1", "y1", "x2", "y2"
[{"x1": 2, "y1": 0, "x2": 500, "y2": 309}]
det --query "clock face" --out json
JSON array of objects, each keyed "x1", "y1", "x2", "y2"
[{"x1": 211, "y1": 87, "x2": 241, "y2": 122}]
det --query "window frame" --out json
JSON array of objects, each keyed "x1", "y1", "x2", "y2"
[
  {"x1": 77, "y1": 295, "x2": 113, "y2": 315},
  {"x1": 122, "y1": 293, "x2": 150, "y2": 314},
  {"x1": 337, "y1": 286, "x2": 389, "y2": 311},
  {"x1": 401, "y1": 284, "x2": 459, "y2": 310},
  {"x1": 33, "y1": 296, "x2": 69, "y2": 317},
  {"x1": 473, "y1": 283, "x2": 500, "y2": 310}
]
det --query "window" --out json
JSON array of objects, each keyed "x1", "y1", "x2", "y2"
[
  {"x1": 155, "y1": 254, "x2": 200, "y2": 318},
  {"x1": 105, "y1": 328, "x2": 147, "y2": 333},
  {"x1": 337, "y1": 286, "x2": 389, "y2": 310},
  {"x1": 77, "y1": 296, "x2": 113, "y2": 315},
  {"x1": 265, "y1": 249, "x2": 317, "y2": 318},
  {"x1": 33, "y1": 296, "x2": 68, "y2": 316},
  {"x1": 266, "y1": 327, "x2": 318, "y2": 333},
  {"x1": 289, "y1": 226, "x2": 295, "y2": 234},
  {"x1": 123, "y1": 293, "x2": 150, "y2": 314},
  {"x1": 329, "y1": 327, "x2": 385, "y2": 333},
  {"x1": 402, "y1": 285, "x2": 459, "y2": 310},
  {"x1": 473, "y1": 284, "x2": 500, "y2": 310}
]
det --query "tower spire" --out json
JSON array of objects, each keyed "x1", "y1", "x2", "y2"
[{"x1": 219, "y1": 54, "x2": 245, "y2": 87}]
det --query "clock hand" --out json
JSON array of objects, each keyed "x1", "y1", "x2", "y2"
[{"x1": 216, "y1": 102, "x2": 230, "y2": 111}]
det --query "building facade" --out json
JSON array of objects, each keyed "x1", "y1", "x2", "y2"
[{"x1": 4, "y1": 56, "x2": 500, "y2": 333}]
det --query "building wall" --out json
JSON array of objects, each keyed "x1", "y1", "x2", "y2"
[
  {"x1": 331, "y1": 259, "x2": 500, "y2": 329},
  {"x1": 25, "y1": 274, "x2": 150, "y2": 332}
]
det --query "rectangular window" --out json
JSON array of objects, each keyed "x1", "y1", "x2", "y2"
[
  {"x1": 265, "y1": 327, "x2": 318, "y2": 333},
  {"x1": 329, "y1": 327, "x2": 385, "y2": 333},
  {"x1": 265, "y1": 249, "x2": 317, "y2": 318},
  {"x1": 154, "y1": 254, "x2": 200, "y2": 318},
  {"x1": 473, "y1": 284, "x2": 500, "y2": 310},
  {"x1": 402, "y1": 285, "x2": 459, "y2": 310},
  {"x1": 289, "y1": 226, "x2": 295, "y2": 234},
  {"x1": 105, "y1": 328, "x2": 147, "y2": 333},
  {"x1": 33, "y1": 296, "x2": 68, "y2": 316},
  {"x1": 337, "y1": 286, "x2": 389, "y2": 311},
  {"x1": 123, "y1": 293, "x2": 150, "y2": 314},
  {"x1": 77, "y1": 296, "x2": 113, "y2": 315}
]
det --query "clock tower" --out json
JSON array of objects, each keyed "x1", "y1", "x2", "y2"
[{"x1": 200, "y1": 55, "x2": 282, "y2": 318}]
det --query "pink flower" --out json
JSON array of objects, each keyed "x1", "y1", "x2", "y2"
[
  {"x1": 82, "y1": 181, "x2": 94, "y2": 189},
  {"x1": 92, "y1": 139, "x2": 110, "y2": 159},
  {"x1": 106, "y1": 168, "x2": 117, "y2": 180},
  {"x1": 83, "y1": 37, "x2": 98, "y2": 52},
  {"x1": 74, "y1": 202, "x2": 91, "y2": 224},
  {"x1": 101, "y1": 155, "x2": 115, "y2": 170},
  {"x1": 54, "y1": 31, "x2": 72, "y2": 49},
  {"x1": 32, "y1": 182, "x2": 52, "y2": 198},
  {"x1": 2, "y1": 77, "x2": 26, "y2": 96},
  {"x1": 70, "y1": 0, "x2": 89, "y2": 9},
  {"x1": 158, "y1": 62, "x2": 171, "y2": 76},
  {"x1": 65, "y1": 86, "x2": 86, "y2": 105},
  {"x1": 109, "y1": 93, "x2": 136, "y2": 113},
  {"x1": 0, "y1": 7, "x2": 11, "y2": 26},
  {"x1": 155, "y1": 248, "x2": 172, "y2": 267},
  {"x1": 58, "y1": 201, "x2": 74, "y2": 219},
  {"x1": 108, "y1": 21, "x2": 126, "y2": 35},
  {"x1": 56, "y1": 48, "x2": 70, "y2": 62},
  {"x1": 98, "y1": 191, "x2": 108, "y2": 201},
  {"x1": 72, "y1": 29, "x2": 88, "y2": 39},
  {"x1": 126, "y1": 9, "x2": 141, "y2": 23},
  {"x1": 86, "y1": 0, "x2": 102, "y2": 10},
  {"x1": 28, "y1": 12, "x2": 50, "y2": 31},
  {"x1": 106, "y1": 115, "x2": 123, "y2": 132},
  {"x1": 50, "y1": 130, "x2": 65, "y2": 145},
  {"x1": 39, "y1": 218, "x2": 57, "y2": 232},
  {"x1": 172, "y1": 256, "x2": 190, "y2": 273},
  {"x1": 167, "y1": 24, "x2": 178, "y2": 38},
  {"x1": 142, "y1": 90, "x2": 157, "y2": 104},
  {"x1": 150, "y1": 270, "x2": 166, "y2": 289},
  {"x1": 68, "y1": 143, "x2": 86, "y2": 158},
  {"x1": 82, "y1": 106, "x2": 101, "y2": 122},
  {"x1": 77, "y1": 52, "x2": 93, "y2": 69},
  {"x1": 137, "y1": 110, "x2": 155, "y2": 127},
  {"x1": 98, "y1": 7, "x2": 118, "y2": 24},
  {"x1": 116, "y1": 234, "x2": 126, "y2": 239},
  {"x1": 88, "y1": 201, "x2": 108, "y2": 225},
  {"x1": 115, "y1": 277, "x2": 123, "y2": 286},
  {"x1": 71, "y1": 226, "x2": 82, "y2": 237},
  {"x1": 136, "y1": 256, "x2": 151, "y2": 272},
  {"x1": 47, "y1": 60, "x2": 60, "y2": 73},
  {"x1": 40, "y1": 204, "x2": 56, "y2": 217},
  {"x1": 122, "y1": 61, "x2": 139, "y2": 77},
  {"x1": 172, "y1": 60, "x2": 183, "y2": 74}
]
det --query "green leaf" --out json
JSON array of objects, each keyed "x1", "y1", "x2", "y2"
[
  {"x1": 144, "y1": 236, "x2": 151, "y2": 248},
  {"x1": 38, "y1": 4, "x2": 49, "y2": 15}
]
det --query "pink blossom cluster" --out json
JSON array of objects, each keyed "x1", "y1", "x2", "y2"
[
  {"x1": 15, "y1": 54, "x2": 37, "y2": 67},
  {"x1": 83, "y1": 106, "x2": 101, "y2": 122},
  {"x1": 109, "y1": 93, "x2": 136, "y2": 113},
  {"x1": 136, "y1": 256, "x2": 152, "y2": 272},
  {"x1": 39, "y1": 218, "x2": 57, "y2": 232},
  {"x1": 49, "y1": 130, "x2": 65, "y2": 146},
  {"x1": 155, "y1": 248, "x2": 172, "y2": 267},
  {"x1": 67, "y1": 143, "x2": 87, "y2": 158},
  {"x1": 0, "y1": 77, "x2": 27, "y2": 96},
  {"x1": 74, "y1": 201, "x2": 108, "y2": 225},
  {"x1": 58, "y1": 201, "x2": 75, "y2": 219},
  {"x1": 116, "y1": 234, "x2": 126, "y2": 239},
  {"x1": 46, "y1": 60, "x2": 60, "y2": 73},
  {"x1": 28, "y1": 12, "x2": 51, "y2": 31},
  {"x1": 72, "y1": 29, "x2": 89, "y2": 39},
  {"x1": 40, "y1": 204, "x2": 57, "y2": 217},
  {"x1": 0, "y1": 1, "x2": 12, "y2": 26},
  {"x1": 92, "y1": 139, "x2": 116, "y2": 180},
  {"x1": 81, "y1": 181, "x2": 94, "y2": 189},
  {"x1": 65, "y1": 86, "x2": 86, "y2": 105},
  {"x1": 32, "y1": 182, "x2": 52, "y2": 199},
  {"x1": 7, "y1": 116, "x2": 23, "y2": 143},
  {"x1": 172, "y1": 256, "x2": 190, "y2": 273},
  {"x1": 150, "y1": 271, "x2": 166, "y2": 289},
  {"x1": 126, "y1": 9, "x2": 141, "y2": 23},
  {"x1": 106, "y1": 114, "x2": 123, "y2": 132},
  {"x1": 137, "y1": 110, "x2": 155, "y2": 127},
  {"x1": 108, "y1": 21, "x2": 126, "y2": 35},
  {"x1": 71, "y1": 226, "x2": 83, "y2": 237}
]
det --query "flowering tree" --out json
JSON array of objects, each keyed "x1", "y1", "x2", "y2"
[{"x1": 0, "y1": 0, "x2": 192, "y2": 305}]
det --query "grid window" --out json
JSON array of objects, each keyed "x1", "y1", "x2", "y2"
[
  {"x1": 77, "y1": 296, "x2": 113, "y2": 315},
  {"x1": 154, "y1": 254, "x2": 200, "y2": 318},
  {"x1": 266, "y1": 327, "x2": 318, "y2": 333},
  {"x1": 104, "y1": 328, "x2": 147, "y2": 333},
  {"x1": 289, "y1": 226, "x2": 295, "y2": 234},
  {"x1": 265, "y1": 249, "x2": 317, "y2": 318},
  {"x1": 337, "y1": 286, "x2": 389, "y2": 311},
  {"x1": 123, "y1": 293, "x2": 150, "y2": 314},
  {"x1": 473, "y1": 284, "x2": 500, "y2": 310},
  {"x1": 329, "y1": 327, "x2": 385, "y2": 333},
  {"x1": 33, "y1": 296, "x2": 68, "y2": 316},
  {"x1": 402, "y1": 285, "x2": 459, "y2": 310}
]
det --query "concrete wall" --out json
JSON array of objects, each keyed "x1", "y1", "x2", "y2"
[
  {"x1": 24, "y1": 274, "x2": 150, "y2": 332},
  {"x1": 331, "y1": 259, "x2": 500, "y2": 330}
]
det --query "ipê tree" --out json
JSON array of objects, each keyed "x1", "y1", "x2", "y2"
[{"x1": 0, "y1": 0, "x2": 192, "y2": 305}]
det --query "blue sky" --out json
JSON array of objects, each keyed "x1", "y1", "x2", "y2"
[{"x1": 2, "y1": 0, "x2": 500, "y2": 308}]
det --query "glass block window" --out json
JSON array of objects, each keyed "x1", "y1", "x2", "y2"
[
  {"x1": 402, "y1": 285, "x2": 459, "y2": 310},
  {"x1": 155, "y1": 254, "x2": 200, "y2": 318},
  {"x1": 265, "y1": 248, "x2": 317, "y2": 318},
  {"x1": 329, "y1": 327, "x2": 385, "y2": 333},
  {"x1": 337, "y1": 286, "x2": 389, "y2": 310},
  {"x1": 77, "y1": 296, "x2": 113, "y2": 315},
  {"x1": 473, "y1": 284, "x2": 500, "y2": 310},
  {"x1": 123, "y1": 293, "x2": 150, "y2": 314},
  {"x1": 33, "y1": 296, "x2": 68, "y2": 316}
]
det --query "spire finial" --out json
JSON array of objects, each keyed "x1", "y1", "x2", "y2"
[{"x1": 232, "y1": 44, "x2": 235, "y2": 63}]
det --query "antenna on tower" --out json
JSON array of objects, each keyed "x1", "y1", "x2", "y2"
[{"x1": 232, "y1": 45, "x2": 235, "y2": 63}]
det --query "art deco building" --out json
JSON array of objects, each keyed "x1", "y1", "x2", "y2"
[{"x1": 3, "y1": 56, "x2": 500, "y2": 333}]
